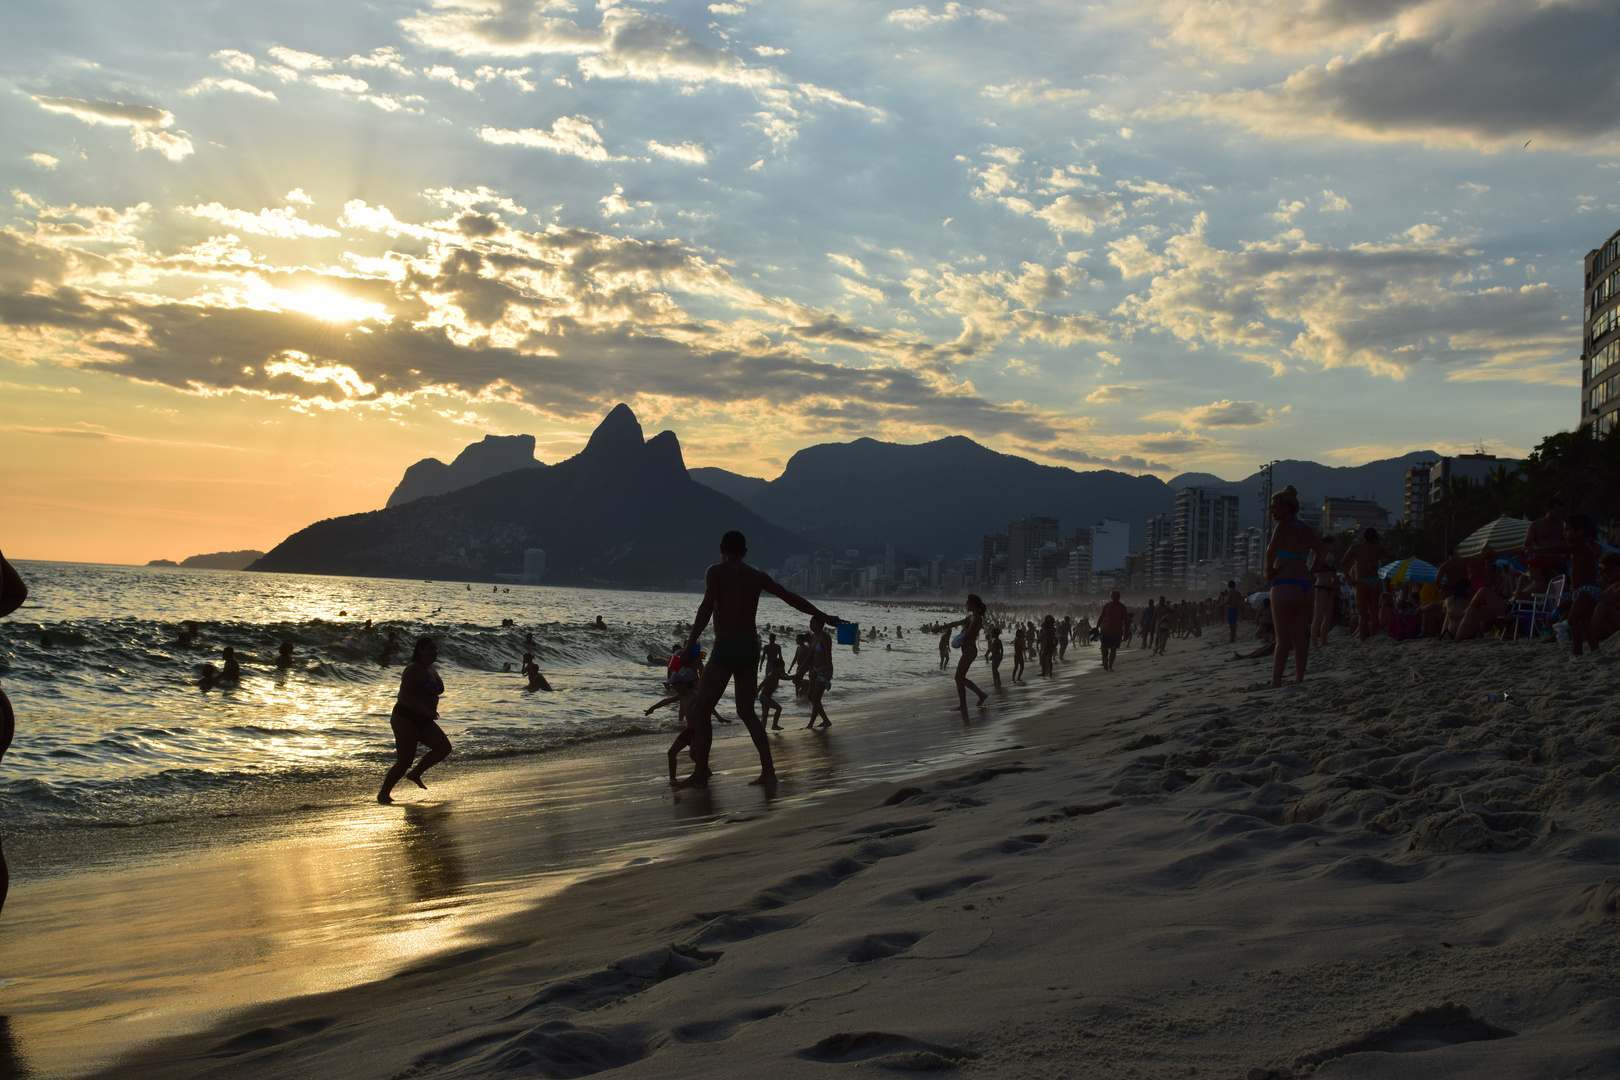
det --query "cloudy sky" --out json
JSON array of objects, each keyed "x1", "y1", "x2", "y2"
[{"x1": 2, "y1": 0, "x2": 1616, "y2": 562}]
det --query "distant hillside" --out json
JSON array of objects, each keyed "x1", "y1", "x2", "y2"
[
  {"x1": 740, "y1": 436, "x2": 1174, "y2": 556},
  {"x1": 180, "y1": 550, "x2": 264, "y2": 570},
  {"x1": 386, "y1": 434, "x2": 544, "y2": 508},
  {"x1": 254, "y1": 406, "x2": 808, "y2": 586},
  {"x1": 690, "y1": 467, "x2": 769, "y2": 503}
]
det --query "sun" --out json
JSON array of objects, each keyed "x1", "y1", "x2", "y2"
[{"x1": 286, "y1": 288, "x2": 388, "y2": 323}]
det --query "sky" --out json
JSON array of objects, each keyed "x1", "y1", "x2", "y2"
[{"x1": 2, "y1": 0, "x2": 1617, "y2": 563}]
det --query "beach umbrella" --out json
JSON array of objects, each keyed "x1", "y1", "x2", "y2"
[
  {"x1": 1455, "y1": 515, "x2": 1532, "y2": 558},
  {"x1": 1378, "y1": 557, "x2": 1438, "y2": 584},
  {"x1": 1246, "y1": 591, "x2": 1270, "y2": 604}
]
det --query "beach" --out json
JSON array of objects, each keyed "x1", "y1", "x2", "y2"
[{"x1": 2, "y1": 625, "x2": 1606, "y2": 1079}]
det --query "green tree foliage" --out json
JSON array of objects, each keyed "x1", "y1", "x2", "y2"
[{"x1": 1381, "y1": 425, "x2": 1620, "y2": 561}]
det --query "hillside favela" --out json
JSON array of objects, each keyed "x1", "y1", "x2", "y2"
[{"x1": 2, "y1": 2, "x2": 1620, "y2": 1078}]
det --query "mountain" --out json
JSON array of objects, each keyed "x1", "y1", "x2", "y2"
[
  {"x1": 739, "y1": 436, "x2": 1174, "y2": 556},
  {"x1": 690, "y1": 467, "x2": 769, "y2": 503},
  {"x1": 386, "y1": 434, "x2": 544, "y2": 508},
  {"x1": 180, "y1": 550, "x2": 264, "y2": 570},
  {"x1": 252, "y1": 405, "x2": 808, "y2": 586}
]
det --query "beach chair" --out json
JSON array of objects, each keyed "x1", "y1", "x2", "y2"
[{"x1": 1507, "y1": 576, "x2": 1564, "y2": 640}]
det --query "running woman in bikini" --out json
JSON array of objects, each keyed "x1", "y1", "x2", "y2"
[
  {"x1": 1266, "y1": 485, "x2": 1331, "y2": 687},
  {"x1": 680, "y1": 530, "x2": 840, "y2": 786}
]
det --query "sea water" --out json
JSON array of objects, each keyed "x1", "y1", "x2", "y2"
[{"x1": 0, "y1": 561, "x2": 952, "y2": 833}]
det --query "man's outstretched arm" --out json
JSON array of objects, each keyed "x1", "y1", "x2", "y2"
[
  {"x1": 0, "y1": 553, "x2": 25, "y2": 619},
  {"x1": 683, "y1": 568, "x2": 717, "y2": 652},
  {"x1": 761, "y1": 573, "x2": 839, "y2": 624}
]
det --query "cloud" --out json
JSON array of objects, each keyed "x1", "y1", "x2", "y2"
[
  {"x1": 647, "y1": 139, "x2": 709, "y2": 164},
  {"x1": 424, "y1": 65, "x2": 477, "y2": 91},
  {"x1": 28, "y1": 153, "x2": 58, "y2": 169},
  {"x1": 212, "y1": 49, "x2": 256, "y2": 73},
  {"x1": 1144, "y1": 398, "x2": 1280, "y2": 428},
  {"x1": 31, "y1": 96, "x2": 193, "y2": 160},
  {"x1": 266, "y1": 46, "x2": 332, "y2": 71},
  {"x1": 828, "y1": 253, "x2": 868, "y2": 277},
  {"x1": 1138, "y1": 0, "x2": 1413, "y2": 62},
  {"x1": 403, "y1": 5, "x2": 774, "y2": 86},
  {"x1": 0, "y1": 195, "x2": 1076, "y2": 446},
  {"x1": 185, "y1": 77, "x2": 278, "y2": 101},
  {"x1": 1085, "y1": 384, "x2": 1141, "y2": 403},
  {"x1": 887, "y1": 4, "x2": 1007, "y2": 29},
  {"x1": 1153, "y1": 1, "x2": 1620, "y2": 150},
  {"x1": 1032, "y1": 193, "x2": 1125, "y2": 236},
  {"x1": 1107, "y1": 233, "x2": 1168, "y2": 278},
  {"x1": 478, "y1": 117, "x2": 616, "y2": 161},
  {"x1": 982, "y1": 80, "x2": 1085, "y2": 105},
  {"x1": 1114, "y1": 214, "x2": 1572, "y2": 382},
  {"x1": 180, "y1": 202, "x2": 341, "y2": 239},
  {"x1": 308, "y1": 73, "x2": 370, "y2": 93}
]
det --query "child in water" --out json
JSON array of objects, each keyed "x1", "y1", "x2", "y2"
[
  {"x1": 520, "y1": 652, "x2": 552, "y2": 692},
  {"x1": 646, "y1": 668, "x2": 699, "y2": 782}
]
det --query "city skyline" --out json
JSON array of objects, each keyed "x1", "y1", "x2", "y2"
[{"x1": 3, "y1": 0, "x2": 1616, "y2": 563}]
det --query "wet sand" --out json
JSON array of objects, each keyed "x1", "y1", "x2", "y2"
[
  {"x1": 0, "y1": 665, "x2": 1077, "y2": 1077},
  {"x1": 15, "y1": 628, "x2": 1620, "y2": 1079}
]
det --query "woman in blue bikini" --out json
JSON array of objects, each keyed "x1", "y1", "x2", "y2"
[
  {"x1": 1266, "y1": 485, "x2": 1331, "y2": 687},
  {"x1": 1341, "y1": 528, "x2": 1397, "y2": 643}
]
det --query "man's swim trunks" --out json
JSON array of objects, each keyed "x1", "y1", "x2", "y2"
[
  {"x1": 1225, "y1": 607, "x2": 1238, "y2": 625},
  {"x1": 708, "y1": 635, "x2": 761, "y2": 671},
  {"x1": 1099, "y1": 634, "x2": 1121, "y2": 651}
]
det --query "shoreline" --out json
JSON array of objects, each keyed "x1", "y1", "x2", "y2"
[{"x1": 0, "y1": 658, "x2": 1086, "y2": 1078}]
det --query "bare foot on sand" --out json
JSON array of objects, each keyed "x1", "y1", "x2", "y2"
[
  {"x1": 405, "y1": 772, "x2": 427, "y2": 790},
  {"x1": 377, "y1": 792, "x2": 394, "y2": 804},
  {"x1": 750, "y1": 772, "x2": 777, "y2": 787},
  {"x1": 676, "y1": 770, "x2": 712, "y2": 788}
]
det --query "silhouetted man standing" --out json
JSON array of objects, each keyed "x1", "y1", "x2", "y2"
[{"x1": 680, "y1": 531, "x2": 840, "y2": 786}]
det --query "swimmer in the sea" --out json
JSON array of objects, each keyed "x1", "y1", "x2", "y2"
[
  {"x1": 220, "y1": 646, "x2": 240, "y2": 683},
  {"x1": 275, "y1": 641, "x2": 295, "y2": 669},
  {"x1": 521, "y1": 652, "x2": 552, "y2": 691}
]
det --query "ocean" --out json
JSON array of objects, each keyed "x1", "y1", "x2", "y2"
[{"x1": 0, "y1": 561, "x2": 957, "y2": 836}]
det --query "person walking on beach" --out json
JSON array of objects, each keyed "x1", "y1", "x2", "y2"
[
  {"x1": 0, "y1": 551, "x2": 27, "y2": 912},
  {"x1": 1341, "y1": 529, "x2": 1396, "y2": 642},
  {"x1": 1011, "y1": 625, "x2": 1026, "y2": 681},
  {"x1": 1139, "y1": 599, "x2": 1154, "y2": 651},
  {"x1": 680, "y1": 531, "x2": 841, "y2": 786},
  {"x1": 804, "y1": 616, "x2": 837, "y2": 731},
  {"x1": 1038, "y1": 615, "x2": 1056, "y2": 676},
  {"x1": 378, "y1": 636, "x2": 453, "y2": 804},
  {"x1": 1220, "y1": 581, "x2": 1242, "y2": 643},
  {"x1": 760, "y1": 632, "x2": 783, "y2": 675},
  {"x1": 757, "y1": 657, "x2": 786, "y2": 730},
  {"x1": 940, "y1": 595, "x2": 989, "y2": 712},
  {"x1": 1312, "y1": 561, "x2": 1339, "y2": 647},
  {"x1": 937, "y1": 627, "x2": 951, "y2": 670},
  {"x1": 1266, "y1": 485, "x2": 1331, "y2": 687},
  {"x1": 986, "y1": 625, "x2": 1004, "y2": 688},
  {"x1": 1097, "y1": 592, "x2": 1127, "y2": 671}
]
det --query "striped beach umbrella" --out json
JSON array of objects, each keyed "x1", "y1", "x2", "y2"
[
  {"x1": 1378, "y1": 557, "x2": 1438, "y2": 584},
  {"x1": 1455, "y1": 516, "x2": 1532, "y2": 558}
]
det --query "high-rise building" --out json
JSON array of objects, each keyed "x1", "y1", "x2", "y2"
[
  {"x1": 1089, "y1": 519, "x2": 1130, "y2": 574},
  {"x1": 980, "y1": 533, "x2": 1008, "y2": 586},
  {"x1": 1006, "y1": 516, "x2": 1060, "y2": 584},
  {"x1": 1404, "y1": 462, "x2": 1433, "y2": 524},
  {"x1": 1584, "y1": 226, "x2": 1620, "y2": 435},
  {"x1": 1143, "y1": 513, "x2": 1174, "y2": 589},
  {"x1": 1320, "y1": 497, "x2": 1390, "y2": 536},
  {"x1": 1427, "y1": 453, "x2": 1518, "y2": 505},
  {"x1": 1171, "y1": 487, "x2": 1241, "y2": 587}
]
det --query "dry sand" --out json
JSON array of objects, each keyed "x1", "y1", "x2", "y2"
[{"x1": 71, "y1": 631, "x2": 1620, "y2": 1078}]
